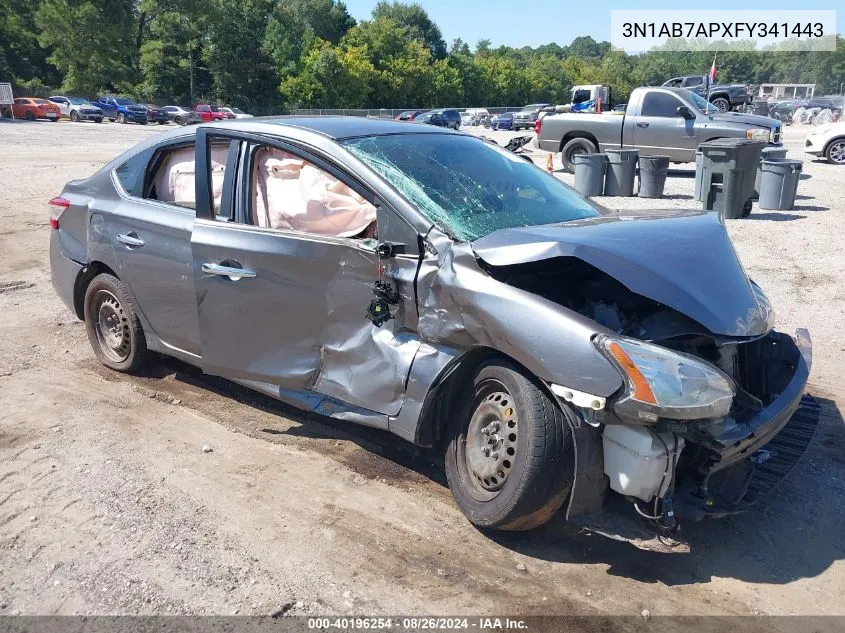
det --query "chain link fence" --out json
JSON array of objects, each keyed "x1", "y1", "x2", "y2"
[{"x1": 293, "y1": 107, "x2": 524, "y2": 118}]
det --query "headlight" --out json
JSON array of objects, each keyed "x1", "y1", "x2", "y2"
[
  {"x1": 594, "y1": 335, "x2": 735, "y2": 423},
  {"x1": 746, "y1": 128, "x2": 771, "y2": 142}
]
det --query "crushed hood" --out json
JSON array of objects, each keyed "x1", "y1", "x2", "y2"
[{"x1": 471, "y1": 210, "x2": 774, "y2": 337}]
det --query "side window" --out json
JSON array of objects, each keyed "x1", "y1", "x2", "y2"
[
  {"x1": 683, "y1": 77, "x2": 703, "y2": 88},
  {"x1": 641, "y1": 93, "x2": 683, "y2": 118},
  {"x1": 114, "y1": 148, "x2": 155, "y2": 197},
  {"x1": 138, "y1": 141, "x2": 229, "y2": 213},
  {"x1": 665, "y1": 78, "x2": 682, "y2": 88},
  {"x1": 247, "y1": 145, "x2": 377, "y2": 240}
]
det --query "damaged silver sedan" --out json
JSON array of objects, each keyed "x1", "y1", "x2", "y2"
[{"x1": 49, "y1": 118, "x2": 820, "y2": 550}]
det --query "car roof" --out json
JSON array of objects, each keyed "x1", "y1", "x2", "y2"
[{"x1": 241, "y1": 116, "x2": 458, "y2": 139}]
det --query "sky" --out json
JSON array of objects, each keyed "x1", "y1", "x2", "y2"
[{"x1": 342, "y1": 0, "x2": 843, "y2": 49}]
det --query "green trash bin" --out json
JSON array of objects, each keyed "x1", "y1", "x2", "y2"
[
  {"x1": 754, "y1": 146, "x2": 788, "y2": 199},
  {"x1": 573, "y1": 153, "x2": 607, "y2": 197},
  {"x1": 699, "y1": 138, "x2": 765, "y2": 219},
  {"x1": 758, "y1": 159, "x2": 802, "y2": 210},
  {"x1": 604, "y1": 148, "x2": 639, "y2": 197}
]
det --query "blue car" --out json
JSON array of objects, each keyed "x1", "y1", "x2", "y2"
[{"x1": 490, "y1": 112, "x2": 513, "y2": 130}]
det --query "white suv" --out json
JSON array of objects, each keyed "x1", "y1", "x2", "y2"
[{"x1": 805, "y1": 122, "x2": 845, "y2": 165}]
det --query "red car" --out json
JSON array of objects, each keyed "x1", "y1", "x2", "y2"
[
  {"x1": 12, "y1": 97, "x2": 61, "y2": 121},
  {"x1": 195, "y1": 104, "x2": 226, "y2": 122}
]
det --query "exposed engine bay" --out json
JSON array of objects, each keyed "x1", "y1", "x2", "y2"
[{"x1": 483, "y1": 255, "x2": 817, "y2": 549}]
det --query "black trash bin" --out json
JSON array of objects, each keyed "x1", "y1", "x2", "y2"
[
  {"x1": 638, "y1": 155, "x2": 670, "y2": 198},
  {"x1": 699, "y1": 138, "x2": 766, "y2": 219}
]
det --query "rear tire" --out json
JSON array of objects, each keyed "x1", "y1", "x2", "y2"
[
  {"x1": 560, "y1": 137, "x2": 598, "y2": 172},
  {"x1": 711, "y1": 97, "x2": 730, "y2": 112},
  {"x1": 83, "y1": 273, "x2": 149, "y2": 373},
  {"x1": 444, "y1": 360, "x2": 575, "y2": 531}
]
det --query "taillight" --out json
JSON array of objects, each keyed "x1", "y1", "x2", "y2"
[
  {"x1": 534, "y1": 118, "x2": 542, "y2": 134},
  {"x1": 48, "y1": 197, "x2": 70, "y2": 229}
]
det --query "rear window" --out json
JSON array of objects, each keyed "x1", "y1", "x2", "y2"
[{"x1": 342, "y1": 134, "x2": 600, "y2": 242}]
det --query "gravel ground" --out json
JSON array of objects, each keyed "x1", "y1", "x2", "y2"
[{"x1": 0, "y1": 118, "x2": 843, "y2": 619}]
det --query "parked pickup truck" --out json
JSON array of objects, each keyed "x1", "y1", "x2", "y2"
[
  {"x1": 92, "y1": 96, "x2": 148, "y2": 124},
  {"x1": 662, "y1": 76, "x2": 752, "y2": 112},
  {"x1": 536, "y1": 86, "x2": 781, "y2": 171}
]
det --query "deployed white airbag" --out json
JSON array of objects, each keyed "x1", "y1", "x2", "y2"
[
  {"x1": 154, "y1": 145, "x2": 228, "y2": 210},
  {"x1": 252, "y1": 147, "x2": 376, "y2": 237}
]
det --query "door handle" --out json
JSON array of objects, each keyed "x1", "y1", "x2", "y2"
[
  {"x1": 202, "y1": 262, "x2": 257, "y2": 280},
  {"x1": 636, "y1": 122, "x2": 649, "y2": 128},
  {"x1": 117, "y1": 232, "x2": 145, "y2": 247}
]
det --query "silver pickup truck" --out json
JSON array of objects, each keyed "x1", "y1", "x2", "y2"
[{"x1": 536, "y1": 86, "x2": 781, "y2": 171}]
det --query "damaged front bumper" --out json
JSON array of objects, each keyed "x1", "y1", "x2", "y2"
[{"x1": 676, "y1": 328, "x2": 821, "y2": 520}]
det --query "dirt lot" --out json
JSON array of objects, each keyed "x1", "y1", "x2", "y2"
[{"x1": 1, "y1": 119, "x2": 844, "y2": 618}]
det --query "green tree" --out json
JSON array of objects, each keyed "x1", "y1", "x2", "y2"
[
  {"x1": 204, "y1": 0, "x2": 280, "y2": 114},
  {"x1": 36, "y1": 0, "x2": 136, "y2": 95},
  {"x1": 372, "y1": 2, "x2": 446, "y2": 59},
  {"x1": 280, "y1": 39, "x2": 374, "y2": 108}
]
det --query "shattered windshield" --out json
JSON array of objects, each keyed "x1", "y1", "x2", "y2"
[{"x1": 342, "y1": 134, "x2": 600, "y2": 241}]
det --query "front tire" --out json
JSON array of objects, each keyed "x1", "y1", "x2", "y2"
[
  {"x1": 711, "y1": 97, "x2": 730, "y2": 112},
  {"x1": 445, "y1": 361, "x2": 575, "y2": 531},
  {"x1": 83, "y1": 273, "x2": 149, "y2": 373},
  {"x1": 560, "y1": 137, "x2": 598, "y2": 172},
  {"x1": 117, "y1": 113, "x2": 126, "y2": 124},
  {"x1": 825, "y1": 138, "x2": 845, "y2": 165},
  {"x1": 70, "y1": 110, "x2": 79, "y2": 122}
]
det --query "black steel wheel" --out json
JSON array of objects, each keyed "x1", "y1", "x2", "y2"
[
  {"x1": 445, "y1": 360, "x2": 575, "y2": 531},
  {"x1": 84, "y1": 273, "x2": 149, "y2": 373}
]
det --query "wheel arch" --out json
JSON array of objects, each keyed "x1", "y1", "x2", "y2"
[
  {"x1": 823, "y1": 135, "x2": 845, "y2": 161},
  {"x1": 413, "y1": 345, "x2": 558, "y2": 448},
  {"x1": 73, "y1": 261, "x2": 119, "y2": 320},
  {"x1": 558, "y1": 131, "x2": 600, "y2": 154}
]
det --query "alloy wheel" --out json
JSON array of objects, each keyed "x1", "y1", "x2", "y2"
[{"x1": 828, "y1": 141, "x2": 845, "y2": 164}]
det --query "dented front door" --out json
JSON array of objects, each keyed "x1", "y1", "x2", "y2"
[{"x1": 191, "y1": 221, "x2": 419, "y2": 416}]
